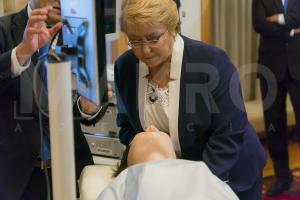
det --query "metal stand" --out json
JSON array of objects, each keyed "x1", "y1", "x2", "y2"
[{"x1": 47, "y1": 60, "x2": 76, "y2": 199}]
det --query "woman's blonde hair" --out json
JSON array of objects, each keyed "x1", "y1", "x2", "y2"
[{"x1": 120, "y1": 0, "x2": 180, "y2": 34}]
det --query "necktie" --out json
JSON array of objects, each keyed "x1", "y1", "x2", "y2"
[
  {"x1": 40, "y1": 131, "x2": 51, "y2": 162},
  {"x1": 19, "y1": 45, "x2": 49, "y2": 116},
  {"x1": 284, "y1": 0, "x2": 289, "y2": 13},
  {"x1": 38, "y1": 44, "x2": 50, "y2": 59},
  {"x1": 37, "y1": 44, "x2": 52, "y2": 162}
]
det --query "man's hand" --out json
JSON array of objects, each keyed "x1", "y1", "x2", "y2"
[
  {"x1": 80, "y1": 83, "x2": 113, "y2": 115},
  {"x1": 80, "y1": 96, "x2": 101, "y2": 115},
  {"x1": 16, "y1": 6, "x2": 62, "y2": 66},
  {"x1": 266, "y1": 14, "x2": 279, "y2": 23},
  {"x1": 294, "y1": 28, "x2": 300, "y2": 35}
]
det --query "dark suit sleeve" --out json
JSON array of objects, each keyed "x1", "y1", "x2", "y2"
[
  {"x1": 252, "y1": 0, "x2": 290, "y2": 39},
  {"x1": 201, "y1": 50, "x2": 247, "y2": 181},
  {"x1": 114, "y1": 61, "x2": 137, "y2": 145},
  {"x1": 0, "y1": 24, "x2": 14, "y2": 94},
  {"x1": 284, "y1": 11, "x2": 300, "y2": 29},
  {"x1": 72, "y1": 102, "x2": 94, "y2": 179}
]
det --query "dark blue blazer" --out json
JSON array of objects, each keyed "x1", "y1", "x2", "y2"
[
  {"x1": 0, "y1": 7, "x2": 93, "y2": 199},
  {"x1": 114, "y1": 35, "x2": 266, "y2": 193}
]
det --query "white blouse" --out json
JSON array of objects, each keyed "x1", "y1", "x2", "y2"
[
  {"x1": 144, "y1": 80, "x2": 169, "y2": 133},
  {"x1": 138, "y1": 34, "x2": 184, "y2": 154}
]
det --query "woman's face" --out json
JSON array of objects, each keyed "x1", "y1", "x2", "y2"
[{"x1": 127, "y1": 23, "x2": 175, "y2": 69}]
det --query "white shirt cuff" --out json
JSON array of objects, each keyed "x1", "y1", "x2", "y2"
[
  {"x1": 11, "y1": 47, "x2": 31, "y2": 77},
  {"x1": 77, "y1": 96, "x2": 102, "y2": 120},
  {"x1": 278, "y1": 14, "x2": 285, "y2": 25},
  {"x1": 290, "y1": 29, "x2": 295, "y2": 37}
]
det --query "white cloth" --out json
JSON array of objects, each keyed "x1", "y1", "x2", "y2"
[
  {"x1": 278, "y1": 14, "x2": 285, "y2": 25},
  {"x1": 11, "y1": 47, "x2": 31, "y2": 77},
  {"x1": 97, "y1": 159, "x2": 239, "y2": 200},
  {"x1": 79, "y1": 165, "x2": 114, "y2": 200},
  {"x1": 277, "y1": 0, "x2": 286, "y2": 25}
]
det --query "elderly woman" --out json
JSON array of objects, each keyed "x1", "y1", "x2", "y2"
[{"x1": 114, "y1": 0, "x2": 266, "y2": 199}]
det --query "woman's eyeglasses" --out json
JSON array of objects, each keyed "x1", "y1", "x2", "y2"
[{"x1": 127, "y1": 31, "x2": 168, "y2": 49}]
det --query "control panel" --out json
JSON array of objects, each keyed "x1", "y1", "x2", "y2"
[{"x1": 84, "y1": 133, "x2": 125, "y2": 158}]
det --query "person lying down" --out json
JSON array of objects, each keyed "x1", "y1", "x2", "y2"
[{"x1": 97, "y1": 126, "x2": 239, "y2": 200}]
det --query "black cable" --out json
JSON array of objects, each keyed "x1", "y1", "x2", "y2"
[
  {"x1": 38, "y1": 110, "x2": 52, "y2": 200},
  {"x1": 31, "y1": 57, "x2": 51, "y2": 200},
  {"x1": 48, "y1": 29, "x2": 61, "y2": 52}
]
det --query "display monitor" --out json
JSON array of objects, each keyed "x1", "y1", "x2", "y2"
[{"x1": 60, "y1": 0, "x2": 108, "y2": 105}]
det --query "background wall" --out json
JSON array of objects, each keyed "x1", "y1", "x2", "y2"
[
  {"x1": 212, "y1": 0, "x2": 259, "y2": 100},
  {"x1": 179, "y1": 0, "x2": 201, "y2": 41},
  {"x1": 2, "y1": 0, "x2": 27, "y2": 15},
  {"x1": 0, "y1": 0, "x2": 3, "y2": 16},
  {"x1": 201, "y1": 0, "x2": 212, "y2": 44}
]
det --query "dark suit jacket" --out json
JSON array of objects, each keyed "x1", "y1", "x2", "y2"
[
  {"x1": 114, "y1": 35, "x2": 266, "y2": 194},
  {"x1": 252, "y1": 0, "x2": 300, "y2": 81},
  {"x1": 0, "y1": 7, "x2": 93, "y2": 200}
]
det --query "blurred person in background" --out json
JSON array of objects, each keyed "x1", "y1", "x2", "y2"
[{"x1": 253, "y1": 0, "x2": 300, "y2": 196}]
